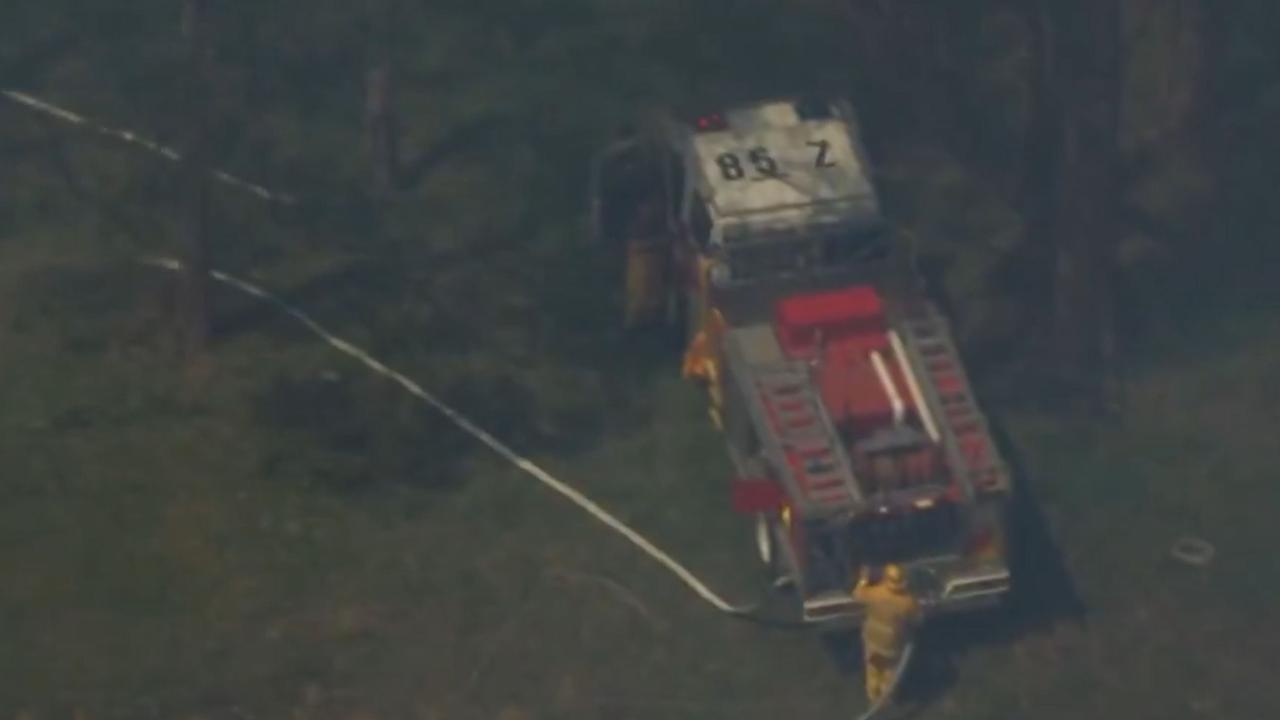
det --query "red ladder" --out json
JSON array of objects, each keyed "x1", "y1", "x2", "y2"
[
  {"x1": 898, "y1": 302, "x2": 1008, "y2": 494},
  {"x1": 756, "y1": 368, "x2": 863, "y2": 509}
]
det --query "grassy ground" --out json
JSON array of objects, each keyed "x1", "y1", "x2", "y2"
[
  {"x1": 2, "y1": 196, "x2": 1279, "y2": 720},
  {"x1": 0, "y1": 246, "x2": 858, "y2": 720},
  {"x1": 3, "y1": 2, "x2": 1279, "y2": 718}
]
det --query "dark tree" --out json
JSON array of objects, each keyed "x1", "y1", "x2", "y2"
[
  {"x1": 842, "y1": 0, "x2": 949, "y2": 143},
  {"x1": 361, "y1": 0, "x2": 498, "y2": 201},
  {"x1": 364, "y1": 0, "x2": 399, "y2": 202},
  {"x1": 844, "y1": 0, "x2": 1126, "y2": 410},
  {"x1": 178, "y1": 0, "x2": 214, "y2": 364},
  {"x1": 1040, "y1": 0, "x2": 1123, "y2": 413}
]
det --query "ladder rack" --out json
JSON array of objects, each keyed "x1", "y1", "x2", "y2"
[
  {"x1": 889, "y1": 300, "x2": 1009, "y2": 496},
  {"x1": 754, "y1": 365, "x2": 865, "y2": 510}
]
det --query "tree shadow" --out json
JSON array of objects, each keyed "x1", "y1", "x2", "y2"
[
  {"x1": 212, "y1": 221, "x2": 674, "y2": 482},
  {"x1": 393, "y1": 115, "x2": 513, "y2": 191},
  {"x1": 227, "y1": 273, "x2": 610, "y2": 492},
  {"x1": 1, "y1": 29, "x2": 83, "y2": 86},
  {"x1": 819, "y1": 628, "x2": 864, "y2": 679},
  {"x1": 813, "y1": 411, "x2": 1087, "y2": 709},
  {"x1": 464, "y1": 177, "x2": 687, "y2": 457},
  {"x1": 9, "y1": 262, "x2": 177, "y2": 357},
  {"x1": 896, "y1": 415, "x2": 1087, "y2": 707},
  {"x1": 209, "y1": 254, "x2": 478, "y2": 348},
  {"x1": 252, "y1": 369, "x2": 508, "y2": 495}
]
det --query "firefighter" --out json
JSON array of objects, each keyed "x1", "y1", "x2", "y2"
[
  {"x1": 682, "y1": 328, "x2": 723, "y2": 429},
  {"x1": 853, "y1": 563, "x2": 921, "y2": 704},
  {"x1": 623, "y1": 199, "x2": 663, "y2": 327}
]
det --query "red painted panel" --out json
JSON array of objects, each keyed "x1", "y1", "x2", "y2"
[
  {"x1": 731, "y1": 477, "x2": 787, "y2": 513},
  {"x1": 814, "y1": 331, "x2": 897, "y2": 427},
  {"x1": 775, "y1": 286, "x2": 887, "y2": 357},
  {"x1": 843, "y1": 360, "x2": 894, "y2": 431},
  {"x1": 776, "y1": 286, "x2": 883, "y2": 328}
]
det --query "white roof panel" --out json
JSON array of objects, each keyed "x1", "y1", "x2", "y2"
[{"x1": 690, "y1": 117, "x2": 877, "y2": 221}]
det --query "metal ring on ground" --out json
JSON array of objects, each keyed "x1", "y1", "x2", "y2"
[{"x1": 1170, "y1": 537, "x2": 1215, "y2": 567}]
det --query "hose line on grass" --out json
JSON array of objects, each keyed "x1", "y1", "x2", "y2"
[
  {"x1": 140, "y1": 256, "x2": 915, "y2": 718},
  {"x1": 0, "y1": 80, "x2": 781, "y2": 622},
  {"x1": 1, "y1": 89, "x2": 295, "y2": 205},
  {"x1": 6, "y1": 82, "x2": 913, "y2": 719},
  {"x1": 140, "y1": 257, "x2": 769, "y2": 618}
]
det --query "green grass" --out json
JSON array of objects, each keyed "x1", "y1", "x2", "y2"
[
  {"x1": 3, "y1": 2, "x2": 1279, "y2": 717},
  {"x1": 2, "y1": 118, "x2": 1278, "y2": 719},
  {"x1": 0, "y1": 248, "x2": 863, "y2": 719},
  {"x1": 3, "y1": 210, "x2": 1279, "y2": 719}
]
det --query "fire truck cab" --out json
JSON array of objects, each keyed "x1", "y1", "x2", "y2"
[{"x1": 592, "y1": 97, "x2": 1012, "y2": 627}]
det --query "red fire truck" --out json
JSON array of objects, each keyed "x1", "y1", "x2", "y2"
[{"x1": 591, "y1": 96, "x2": 1012, "y2": 626}]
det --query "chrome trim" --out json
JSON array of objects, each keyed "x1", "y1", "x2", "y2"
[
  {"x1": 802, "y1": 592, "x2": 860, "y2": 622},
  {"x1": 942, "y1": 568, "x2": 1011, "y2": 600}
]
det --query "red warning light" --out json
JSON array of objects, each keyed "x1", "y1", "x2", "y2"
[{"x1": 695, "y1": 113, "x2": 727, "y2": 132}]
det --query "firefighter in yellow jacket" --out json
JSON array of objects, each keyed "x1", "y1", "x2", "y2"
[{"x1": 853, "y1": 563, "x2": 921, "y2": 703}]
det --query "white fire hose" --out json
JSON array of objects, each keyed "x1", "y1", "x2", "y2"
[{"x1": 4, "y1": 86, "x2": 915, "y2": 717}]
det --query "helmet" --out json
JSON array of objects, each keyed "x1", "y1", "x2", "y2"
[{"x1": 884, "y1": 564, "x2": 907, "y2": 590}]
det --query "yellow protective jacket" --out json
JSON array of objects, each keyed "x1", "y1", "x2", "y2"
[{"x1": 854, "y1": 581, "x2": 921, "y2": 658}]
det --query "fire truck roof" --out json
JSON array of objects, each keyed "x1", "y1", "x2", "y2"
[{"x1": 684, "y1": 99, "x2": 880, "y2": 232}]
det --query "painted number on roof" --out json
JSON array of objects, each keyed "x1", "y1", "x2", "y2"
[
  {"x1": 715, "y1": 147, "x2": 786, "y2": 181},
  {"x1": 714, "y1": 141, "x2": 837, "y2": 182},
  {"x1": 807, "y1": 139, "x2": 836, "y2": 168}
]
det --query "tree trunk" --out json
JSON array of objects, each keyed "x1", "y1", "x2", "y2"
[
  {"x1": 1046, "y1": 0, "x2": 1123, "y2": 413},
  {"x1": 854, "y1": 1, "x2": 1016, "y2": 148},
  {"x1": 843, "y1": 0, "x2": 934, "y2": 143},
  {"x1": 365, "y1": 62, "x2": 397, "y2": 200},
  {"x1": 179, "y1": 0, "x2": 213, "y2": 364},
  {"x1": 1019, "y1": 0, "x2": 1059, "y2": 223},
  {"x1": 364, "y1": 0, "x2": 401, "y2": 201}
]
